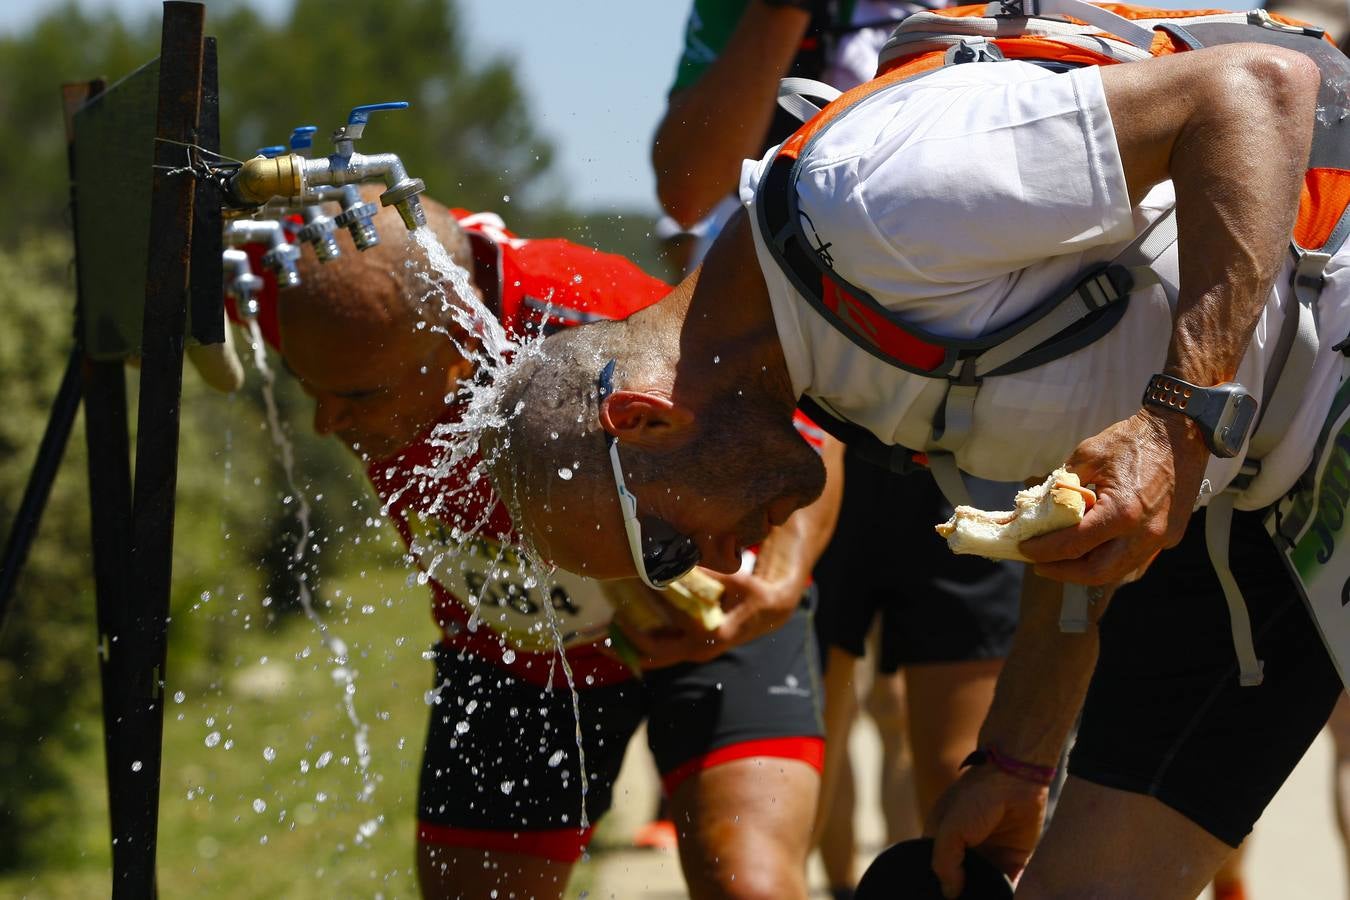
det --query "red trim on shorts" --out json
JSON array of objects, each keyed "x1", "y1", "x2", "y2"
[
  {"x1": 660, "y1": 736, "x2": 825, "y2": 796},
  {"x1": 417, "y1": 821, "x2": 595, "y2": 863}
]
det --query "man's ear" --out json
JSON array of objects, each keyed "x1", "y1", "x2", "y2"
[{"x1": 600, "y1": 390, "x2": 695, "y2": 450}]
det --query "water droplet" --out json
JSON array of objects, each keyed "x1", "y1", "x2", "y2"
[
  {"x1": 500, "y1": 780, "x2": 515, "y2": 795},
  {"x1": 131, "y1": 760, "x2": 142, "y2": 772},
  {"x1": 263, "y1": 746, "x2": 276, "y2": 762},
  {"x1": 253, "y1": 798, "x2": 267, "y2": 814},
  {"x1": 204, "y1": 731, "x2": 221, "y2": 748},
  {"x1": 173, "y1": 691, "x2": 186, "y2": 704},
  {"x1": 557, "y1": 467, "x2": 573, "y2": 480},
  {"x1": 548, "y1": 749, "x2": 566, "y2": 767},
  {"x1": 316, "y1": 751, "x2": 333, "y2": 769},
  {"x1": 502, "y1": 649, "x2": 517, "y2": 664},
  {"x1": 455, "y1": 720, "x2": 470, "y2": 735}
]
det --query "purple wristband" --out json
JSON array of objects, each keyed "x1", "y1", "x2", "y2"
[{"x1": 960, "y1": 744, "x2": 1057, "y2": 787}]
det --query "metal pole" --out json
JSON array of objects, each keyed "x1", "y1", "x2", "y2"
[
  {"x1": 0, "y1": 348, "x2": 83, "y2": 635},
  {"x1": 114, "y1": 3, "x2": 205, "y2": 896}
]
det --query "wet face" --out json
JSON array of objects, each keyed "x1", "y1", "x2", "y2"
[
  {"x1": 279, "y1": 297, "x2": 467, "y2": 459},
  {"x1": 522, "y1": 397, "x2": 826, "y2": 580}
]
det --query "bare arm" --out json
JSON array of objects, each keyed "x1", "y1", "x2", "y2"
[
  {"x1": 652, "y1": 1, "x2": 811, "y2": 227},
  {"x1": 1022, "y1": 44, "x2": 1320, "y2": 585},
  {"x1": 928, "y1": 572, "x2": 1110, "y2": 895}
]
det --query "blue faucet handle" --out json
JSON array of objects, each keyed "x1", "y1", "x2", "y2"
[
  {"x1": 341, "y1": 101, "x2": 410, "y2": 141},
  {"x1": 258, "y1": 145, "x2": 287, "y2": 158},
  {"x1": 348, "y1": 101, "x2": 410, "y2": 125},
  {"x1": 289, "y1": 126, "x2": 318, "y2": 152}
]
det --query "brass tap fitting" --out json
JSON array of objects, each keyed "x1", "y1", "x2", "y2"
[{"x1": 229, "y1": 154, "x2": 304, "y2": 206}]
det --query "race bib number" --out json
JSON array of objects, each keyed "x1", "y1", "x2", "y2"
[
  {"x1": 1267, "y1": 373, "x2": 1350, "y2": 689},
  {"x1": 404, "y1": 511, "x2": 613, "y2": 652}
]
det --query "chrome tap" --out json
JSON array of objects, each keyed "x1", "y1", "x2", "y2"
[
  {"x1": 287, "y1": 126, "x2": 343, "y2": 262},
  {"x1": 226, "y1": 101, "x2": 427, "y2": 232},
  {"x1": 223, "y1": 219, "x2": 301, "y2": 288},
  {"x1": 222, "y1": 248, "x2": 264, "y2": 317}
]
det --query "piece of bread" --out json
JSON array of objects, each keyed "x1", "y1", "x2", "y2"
[
  {"x1": 665, "y1": 569, "x2": 727, "y2": 631},
  {"x1": 935, "y1": 467, "x2": 1095, "y2": 561}
]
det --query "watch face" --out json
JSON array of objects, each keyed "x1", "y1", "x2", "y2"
[{"x1": 1214, "y1": 390, "x2": 1259, "y2": 458}]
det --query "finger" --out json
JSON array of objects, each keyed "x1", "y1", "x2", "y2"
[
  {"x1": 1032, "y1": 536, "x2": 1136, "y2": 585},
  {"x1": 1018, "y1": 491, "x2": 1134, "y2": 563},
  {"x1": 930, "y1": 821, "x2": 969, "y2": 900}
]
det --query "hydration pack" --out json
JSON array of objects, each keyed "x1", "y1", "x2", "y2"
[{"x1": 758, "y1": 0, "x2": 1350, "y2": 683}]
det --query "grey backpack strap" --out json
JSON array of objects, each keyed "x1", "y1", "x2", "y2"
[
  {"x1": 928, "y1": 451, "x2": 974, "y2": 508},
  {"x1": 1205, "y1": 491, "x2": 1265, "y2": 686},
  {"x1": 777, "y1": 77, "x2": 843, "y2": 124}
]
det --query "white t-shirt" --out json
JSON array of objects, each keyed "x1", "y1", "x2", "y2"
[{"x1": 740, "y1": 60, "x2": 1350, "y2": 510}]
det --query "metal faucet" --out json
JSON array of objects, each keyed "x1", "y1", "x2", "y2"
[
  {"x1": 226, "y1": 102, "x2": 427, "y2": 232},
  {"x1": 223, "y1": 219, "x2": 301, "y2": 288},
  {"x1": 286, "y1": 127, "x2": 344, "y2": 261},
  {"x1": 222, "y1": 248, "x2": 264, "y2": 317}
]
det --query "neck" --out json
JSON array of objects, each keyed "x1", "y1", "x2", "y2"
[{"x1": 636, "y1": 210, "x2": 796, "y2": 415}]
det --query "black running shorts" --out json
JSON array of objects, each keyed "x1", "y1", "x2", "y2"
[
  {"x1": 1069, "y1": 506, "x2": 1343, "y2": 847},
  {"x1": 417, "y1": 603, "x2": 824, "y2": 860},
  {"x1": 813, "y1": 457, "x2": 1021, "y2": 671}
]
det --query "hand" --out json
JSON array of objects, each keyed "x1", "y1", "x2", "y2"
[
  {"x1": 1019, "y1": 409, "x2": 1209, "y2": 585},
  {"x1": 609, "y1": 563, "x2": 805, "y2": 669},
  {"x1": 926, "y1": 766, "x2": 1048, "y2": 898}
]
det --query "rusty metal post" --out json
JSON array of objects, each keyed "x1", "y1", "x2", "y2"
[{"x1": 115, "y1": 3, "x2": 206, "y2": 896}]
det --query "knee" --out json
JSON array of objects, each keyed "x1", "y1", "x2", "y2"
[{"x1": 698, "y1": 853, "x2": 806, "y2": 900}]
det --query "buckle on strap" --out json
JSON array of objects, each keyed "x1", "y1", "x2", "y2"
[
  {"x1": 932, "y1": 358, "x2": 981, "y2": 452},
  {"x1": 946, "y1": 37, "x2": 1006, "y2": 65},
  {"x1": 1294, "y1": 250, "x2": 1332, "y2": 307},
  {"x1": 1077, "y1": 267, "x2": 1133, "y2": 311}
]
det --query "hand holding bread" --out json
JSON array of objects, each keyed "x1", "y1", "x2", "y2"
[{"x1": 936, "y1": 468, "x2": 1096, "y2": 562}]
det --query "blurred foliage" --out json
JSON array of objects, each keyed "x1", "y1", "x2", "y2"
[
  {"x1": 0, "y1": 0, "x2": 668, "y2": 875},
  {"x1": 0, "y1": 232, "x2": 379, "y2": 870}
]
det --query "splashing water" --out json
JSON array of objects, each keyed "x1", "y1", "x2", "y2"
[
  {"x1": 410, "y1": 225, "x2": 516, "y2": 368},
  {"x1": 244, "y1": 318, "x2": 379, "y2": 841},
  {"x1": 400, "y1": 227, "x2": 595, "y2": 831}
]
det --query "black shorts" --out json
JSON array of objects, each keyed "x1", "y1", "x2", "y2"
[
  {"x1": 813, "y1": 457, "x2": 1021, "y2": 671},
  {"x1": 1069, "y1": 506, "x2": 1343, "y2": 847},
  {"x1": 417, "y1": 604, "x2": 824, "y2": 860}
]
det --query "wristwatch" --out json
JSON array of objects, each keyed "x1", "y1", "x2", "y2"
[{"x1": 1141, "y1": 374, "x2": 1259, "y2": 459}]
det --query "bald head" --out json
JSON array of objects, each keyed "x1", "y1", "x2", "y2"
[
  {"x1": 277, "y1": 189, "x2": 477, "y2": 458},
  {"x1": 483, "y1": 315, "x2": 827, "y2": 581},
  {"x1": 283, "y1": 186, "x2": 475, "y2": 340}
]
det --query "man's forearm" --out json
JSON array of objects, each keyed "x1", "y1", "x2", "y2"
[
  {"x1": 978, "y1": 572, "x2": 1107, "y2": 766},
  {"x1": 653, "y1": 1, "x2": 811, "y2": 227},
  {"x1": 1102, "y1": 47, "x2": 1317, "y2": 395}
]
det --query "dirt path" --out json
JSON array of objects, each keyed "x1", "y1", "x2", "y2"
[{"x1": 575, "y1": 721, "x2": 1347, "y2": 899}]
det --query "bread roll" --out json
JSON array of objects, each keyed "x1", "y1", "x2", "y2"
[{"x1": 935, "y1": 467, "x2": 1095, "y2": 561}]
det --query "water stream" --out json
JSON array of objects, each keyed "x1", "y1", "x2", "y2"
[{"x1": 244, "y1": 317, "x2": 381, "y2": 843}]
